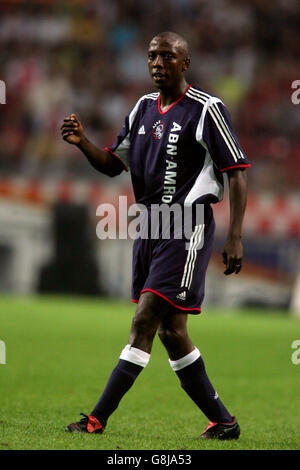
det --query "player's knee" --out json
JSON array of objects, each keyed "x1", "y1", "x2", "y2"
[
  {"x1": 158, "y1": 326, "x2": 184, "y2": 348},
  {"x1": 130, "y1": 292, "x2": 169, "y2": 345},
  {"x1": 131, "y1": 311, "x2": 157, "y2": 338}
]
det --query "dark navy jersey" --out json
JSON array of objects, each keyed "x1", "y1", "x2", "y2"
[{"x1": 106, "y1": 85, "x2": 251, "y2": 207}]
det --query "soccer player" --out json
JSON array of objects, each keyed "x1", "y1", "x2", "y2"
[{"x1": 61, "y1": 32, "x2": 250, "y2": 439}]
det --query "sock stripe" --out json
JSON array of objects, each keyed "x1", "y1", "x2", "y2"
[
  {"x1": 119, "y1": 344, "x2": 150, "y2": 368},
  {"x1": 168, "y1": 347, "x2": 201, "y2": 371}
]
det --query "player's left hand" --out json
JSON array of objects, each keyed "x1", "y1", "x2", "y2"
[{"x1": 222, "y1": 237, "x2": 243, "y2": 275}]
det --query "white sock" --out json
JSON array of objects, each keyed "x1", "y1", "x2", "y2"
[
  {"x1": 168, "y1": 347, "x2": 201, "y2": 371},
  {"x1": 120, "y1": 344, "x2": 150, "y2": 368}
]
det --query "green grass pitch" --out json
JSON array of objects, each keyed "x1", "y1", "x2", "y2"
[{"x1": 0, "y1": 295, "x2": 299, "y2": 450}]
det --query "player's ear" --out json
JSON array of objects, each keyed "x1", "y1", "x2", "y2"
[{"x1": 182, "y1": 57, "x2": 190, "y2": 72}]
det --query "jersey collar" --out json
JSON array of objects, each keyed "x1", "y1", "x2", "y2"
[{"x1": 158, "y1": 84, "x2": 191, "y2": 114}]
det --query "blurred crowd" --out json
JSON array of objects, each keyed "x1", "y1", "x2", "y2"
[{"x1": 0, "y1": 0, "x2": 299, "y2": 192}]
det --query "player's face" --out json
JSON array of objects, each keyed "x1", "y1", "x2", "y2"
[{"x1": 148, "y1": 38, "x2": 189, "y2": 89}]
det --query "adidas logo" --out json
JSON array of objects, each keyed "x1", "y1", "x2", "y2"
[
  {"x1": 176, "y1": 291, "x2": 186, "y2": 301},
  {"x1": 138, "y1": 125, "x2": 145, "y2": 135}
]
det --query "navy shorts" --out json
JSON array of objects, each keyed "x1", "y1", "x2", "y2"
[{"x1": 131, "y1": 204, "x2": 215, "y2": 313}]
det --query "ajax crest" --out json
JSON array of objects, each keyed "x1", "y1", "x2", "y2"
[{"x1": 152, "y1": 120, "x2": 164, "y2": 140}]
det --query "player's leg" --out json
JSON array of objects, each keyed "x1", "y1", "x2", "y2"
[
  {"x1": 66, "y1": 292, "x2": 171, "y2": 433},
  {"x1": 157, "y1": 312, "x2": 194, "y2": 359},
  {"x1": 158, "y1": 312, "x2": 235, "y2": 426},
  {"x1": 128, "y1": 290, "x2": 171, "y2": 352},
  {"x1": 90, "y1": 292, "x2": 172, "y2": 423}
]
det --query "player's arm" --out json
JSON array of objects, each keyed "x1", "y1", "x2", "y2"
[
  {"x1": 200, "y1": 99, "x2": 251, "y2": 275},
  {"x1": 60, "y1": 114, "x2": 124, "y2": 177},
  {"x1": 222, "y1": 168, "x2": 248, "y2": 275}
]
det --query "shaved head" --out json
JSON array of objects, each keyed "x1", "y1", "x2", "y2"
[
  {"x1": 150, "y1": 31, "x2": 190, "y2": 59},
  {"x1": 148, "y1": 31, "x2": 190, "y2": 92}
]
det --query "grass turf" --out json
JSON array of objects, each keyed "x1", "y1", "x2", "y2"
[{"x1": 0, "y1": 295, "x2": 299, "y2": 450}]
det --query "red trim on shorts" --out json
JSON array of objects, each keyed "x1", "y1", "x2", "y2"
[
  {"x1": 220, "y1": 164, "x2": 251, "y2": 172},
  {"x1": 131, "y1": 298, "x2": 138, "y2": 304},
  {"x1": 139, "y1": 288, "x2": 201, "y2": 312},
  {"x1": 158, "y1": 85, "x2": 191, "y2": 115},
  {"x1": 105, "y1": 147, "x2": 128, "y2": 172}
]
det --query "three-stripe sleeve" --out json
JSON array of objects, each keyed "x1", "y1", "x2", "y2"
[{"x1": 202, "y1": 101, "x2": 251, "y2": 172}]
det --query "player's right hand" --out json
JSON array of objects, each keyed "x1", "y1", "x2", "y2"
[{"x1": 61, "y1": 114, "x2": 83, "y2": 145}]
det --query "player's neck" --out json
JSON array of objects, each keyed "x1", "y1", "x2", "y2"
[{"x1": 158, "y1": 80, "x2": 189, "y2": 112}]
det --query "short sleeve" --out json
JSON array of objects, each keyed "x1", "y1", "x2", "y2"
[
  {"x1": 105, "y1": 114, "x2": 130, "y2": 172},
  {"x1": 105, "y1": 97, "x2": 144, "y2": 172},
  {"x1": 201, "y1": 100, "x2": 251, "y2": 172}
]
